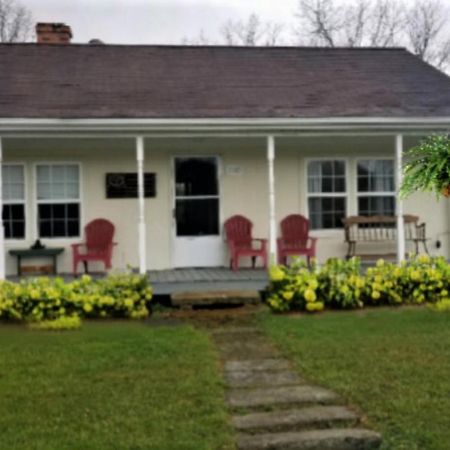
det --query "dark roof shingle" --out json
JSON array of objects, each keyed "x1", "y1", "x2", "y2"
[{"x1": 1, "y1": 44, "x2": 450, "y2": 119}]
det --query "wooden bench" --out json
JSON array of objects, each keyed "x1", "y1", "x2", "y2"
[{"x1": 342, "y1": 215, "x2": 428, "y2": 260}]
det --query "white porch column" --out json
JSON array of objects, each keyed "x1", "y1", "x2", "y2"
[
  {"x1": 136, "y1": 136, "x2": 147, "y2": 275},
  {"x1": 395, "y1": 133, "x2": 406, "y2": 264},
  {"x1": 0, "y1": 137, "x2": 4, "y2": 279},
  {"x1": 267, "y1": 135, "x2": 277, "y2": 265}
]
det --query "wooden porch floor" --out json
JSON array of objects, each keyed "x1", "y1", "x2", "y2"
[{"x1": 148, "y1": 268, "x2": 268, "y2": 296}]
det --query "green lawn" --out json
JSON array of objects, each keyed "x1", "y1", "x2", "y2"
[
  {"x1": 260, "y1": 308, "x2": 450, "y2": 450},
  {"x1": 0, "y1": 322, "x2": 234, "y2": 450}
]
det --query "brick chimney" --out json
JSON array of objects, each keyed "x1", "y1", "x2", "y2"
[{"x1": 36, "y1": 23, "x2": 72, "y2": 44}]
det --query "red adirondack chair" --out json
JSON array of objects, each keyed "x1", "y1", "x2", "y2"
[
  {"x1": 224, "y1": 215, "x2": 268, "y2": 271},
  {"x1": 72, "y1": 219, "x2": 116, "y2": 275},
  {"x1": 278, "y1": 214, "x2": 317, "y2": 265}
]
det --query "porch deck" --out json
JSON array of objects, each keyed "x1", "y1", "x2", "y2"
[{"x1": 148, "y1": 268, "x2": 268, "y2": 296}]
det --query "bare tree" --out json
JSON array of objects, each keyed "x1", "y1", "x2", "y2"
[
  {"x1": 296, "y1": 0, "x2": 450, "y2": 71},
  {"x1": 220, "y1": 13, "x2": 285, "y2": 46},
  {"x1": 0, "y1": 0, "x2": 32, "y2": 42},
  {"x1": 182, "y1": 29, "x2": 213, "y2": 46},
  {"x1": 406, "y1": 0, "x2": 450, "y2": 70},
  {"x1": 295, "y1": 0, "x2": 403, "y2": 47}
]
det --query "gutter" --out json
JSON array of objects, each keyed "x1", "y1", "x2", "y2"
[{"x1": 0, "y1": 117, "x2": 450, "y2": 137}]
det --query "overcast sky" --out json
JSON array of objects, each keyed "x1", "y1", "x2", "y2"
[{"x1": 26, "y1": 0, "x2": 299, "y2": 44}]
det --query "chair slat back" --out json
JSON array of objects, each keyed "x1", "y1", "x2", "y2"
[
  {"x1": 224, "y1": 215, "x2": 253, "y2": 247},
  {"x1": 280, "y1": 214, "x2": 310, "y2": 247},
  {"x1": 85, "y1": 219, "x2": 115, "y2": 252}
]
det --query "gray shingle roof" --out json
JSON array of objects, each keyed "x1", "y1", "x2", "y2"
[{"x1": 1, "y1": 44, "x2": 450, "y2": 119}]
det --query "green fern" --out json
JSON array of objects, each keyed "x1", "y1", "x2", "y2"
[{"x1": 400, "y1": 134, "x2": 450, "y2": 198}]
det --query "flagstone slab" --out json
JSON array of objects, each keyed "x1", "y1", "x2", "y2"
[
  {"x1": 215, "y1": 341, "x2": 278, "y2": 359},
  {"x1": 212, "y1": 326, "x2": 262, "y2": 336},
  {"x1": 225, "y1": 370, "x2": 303, "y2": 388},
  {"x1": 227, "y1": 385, "x2": 339, "y2": 409},
  {"x1": 232, "y1": 405, "x2": 359, "y2": 433},
  {"x1": 237, "y1": 428, "x2": 382, "y2": 450},
  {"x1": 225, "y1": 359, "x2": 291, "y2": 373}
]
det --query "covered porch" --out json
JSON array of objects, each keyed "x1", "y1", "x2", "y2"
[{"x1": 1, "y1": 118, "x2": 449, "y2": 281}]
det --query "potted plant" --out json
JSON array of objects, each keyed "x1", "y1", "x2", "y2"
[{"x1": 400, "y1": 134, "x2": 450, "y2": 198}]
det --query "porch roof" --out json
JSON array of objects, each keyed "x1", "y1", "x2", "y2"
[{"x1": 2, "y1": 44, "x2": 450, "y2": 121}]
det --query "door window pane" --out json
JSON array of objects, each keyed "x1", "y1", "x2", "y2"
[
  {"x1": 176, "y1": 199, "x2": 219, "y2": 236},
  {"x1": 175, "y1": 158, "x2": 218, "y2": 196}
]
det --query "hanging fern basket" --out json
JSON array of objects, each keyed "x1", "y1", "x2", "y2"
[{"x1": 400, "y1": 134, "x2": 450, "y2": 199}]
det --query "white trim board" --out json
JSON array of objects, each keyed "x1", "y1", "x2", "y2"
[{"x1": 0, "y1": 116, "x2": 450, "y2": 136}]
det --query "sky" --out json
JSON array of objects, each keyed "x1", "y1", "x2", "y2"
[{"x1": 26, "y1": 0, "x2": 300, "y2": 44}]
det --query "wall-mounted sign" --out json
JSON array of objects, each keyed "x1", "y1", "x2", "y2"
[{"x1": 106, "y1": 173, "x2": 156, "y2": 198}]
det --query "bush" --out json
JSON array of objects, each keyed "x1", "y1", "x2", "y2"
[
  {"x1": 29, "y1": 316, "x2": 82, "y2": 331},
  {"x1": 267, "y1": 255, "x2": 450, "y2": 313},
  {"x1": 0, "y1": 273, "x2": 152, "y2": 323}
]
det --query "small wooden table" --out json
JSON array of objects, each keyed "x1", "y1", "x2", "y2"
[{"x1": 9, "y1": 248, "x2": 65, "y2": 276}]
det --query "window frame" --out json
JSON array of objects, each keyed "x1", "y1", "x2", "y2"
[
  {"x1": 33, "y1": 162, "x2": 83, "y2": 240},
  {"x1": 356, "y1": 157, "x2": 396, "y2": 217},
  {"x1": 305, "y1": 157, "x2": 349, "y2": 231},
  {"x1": 2, "y1": 162, "x2": 27, "y2": 241}
]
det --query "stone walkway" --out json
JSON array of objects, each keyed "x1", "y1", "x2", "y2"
[{"x1": 211, "y1": 325, "x2": 382, "y2": 450}]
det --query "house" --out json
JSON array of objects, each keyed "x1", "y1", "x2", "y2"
[{"x1": 1, "y1": 22, "x2": 450, "y2": 278}]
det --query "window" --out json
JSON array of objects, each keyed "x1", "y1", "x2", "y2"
[
  {"x1": 36, "y1": 164, "x2": 80, "y2": 238},
  {"x1": 357, "y1": 160, "x2": 396, "y2": 216},
  {"x1": 174, "y1": 157, "x2": 220, "y2": 236},
  {"x1": 2, "y1": 165, "x2": 26, "y2": 239},
  {"x1": 307, "y1": 160, "x2": 347, "y2": 229}
]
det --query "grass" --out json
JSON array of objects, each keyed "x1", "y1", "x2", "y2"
[
  {"x1": 0, "y1": 321, "x2": 234, "y2": 450},
  {"x1": 260, "y1": 308, "x2": 450, "y2": 450}
]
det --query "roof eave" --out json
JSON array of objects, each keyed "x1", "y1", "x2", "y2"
[{"x1": 0, "y1": 117, "x2": 449, "y2": 137}]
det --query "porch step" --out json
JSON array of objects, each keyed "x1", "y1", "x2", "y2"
[
  {"x1": 237, "y1": 428, "x2": 382, "y2": 450},
  {"x1": 170, "y1": 290, "x2": 261, "y2": 309},
  {"x1": 232, "y1": 405, "x2": 359, "y2": 433}
]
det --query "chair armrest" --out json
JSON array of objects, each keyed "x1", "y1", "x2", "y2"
[
  {"x1": 253, "y1": 238, "x2": 267, "y2": 250},
  {"x1": 309, "y1": 236, "x2": 318, "y2": 250},
  {"x1": 71, "y1": 243, "x2": 84, "y2": 257}
]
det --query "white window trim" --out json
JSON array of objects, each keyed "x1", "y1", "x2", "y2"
[
  {"x1": 33, "y1": 162, "x2": 83, "y2": 241},
  {"x1": 2, "y1": 162, "x2": 27, "y2": 242},
  {"x1": 305, "y1": 157, "x2": 349, "y2": 232},
  {"x1": 356, "y1": 158, "x2": 396, "y2": 215}
]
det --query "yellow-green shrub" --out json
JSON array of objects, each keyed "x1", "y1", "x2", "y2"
[
  {"x1": 267, "y1": 255, "x2": 450, "y2": 313},
  {"x1": 0, "y1": 273, "x2": 152, "y2": 323},
  {"x1": 29, "y1": 315, "x2": 82, "y2": 331},
  {"x1": 267, "y1": 263, "x2": 323, "y2": 312},
  {"x1": 428, "y1": 299, "x2": 450, "y2": 312},
  {"x1": 364, "y1": 255, "x2": 450, "y2": 306}
]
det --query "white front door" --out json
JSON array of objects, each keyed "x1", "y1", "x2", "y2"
[{"x1": 172, "y1": 156, "x2": 224, "y2": 268}]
